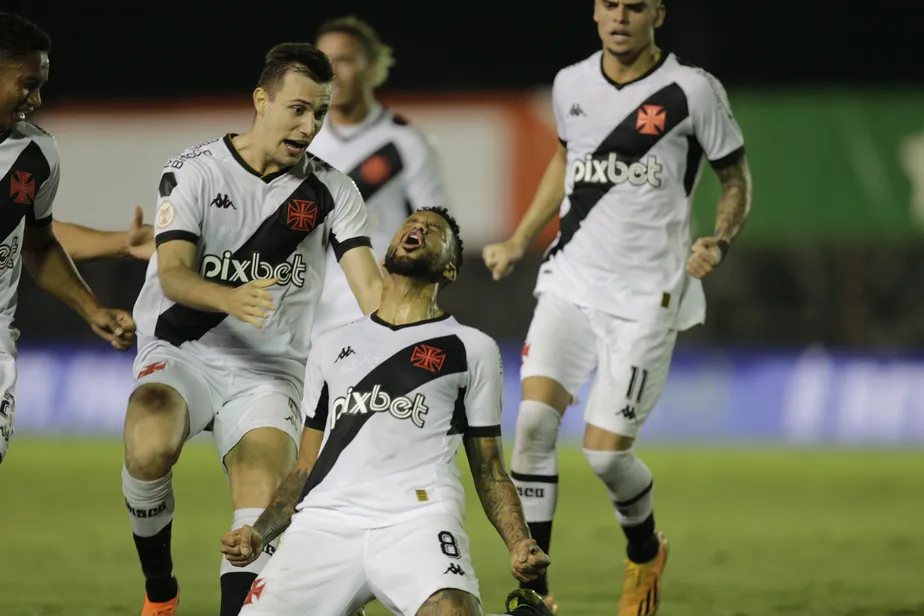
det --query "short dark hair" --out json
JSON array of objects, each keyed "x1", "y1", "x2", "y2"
[
  {"x1": 419, "y1": 206, "x2": 463, "y2": 272},
  {"x1": 0, "y1": 13, "x2": 51, "y2": 61},
  {"x1": 258, "y1": 43, "x2": 334, "y2": 94},
  {"x1": 316, "y1": 15, "x2": 394, "y2": 87}
]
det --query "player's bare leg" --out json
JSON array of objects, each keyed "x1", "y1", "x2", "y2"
[
  {"x1": 221, "y1": 427, "x2": 297, "y2": 616},
  {"x1": 584, "y1": 425, "x2": 668, "y2": 616},
  {"x1": 415, "y1": 588, "x2": 553, "y2": 616},
  {"x1": 122, "y1": 384, "x2": 190, "y2": 616},
  {"x1": 508, "y1": 376, "x2": 569, "y2": 615},
  {"x1": 417, "y1": 589, "x2": 484, "y2": 616}
]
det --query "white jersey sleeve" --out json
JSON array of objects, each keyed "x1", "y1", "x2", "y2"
[
  {"x1": 153, "y1": 162, "x2": 208, "y2": 246},
  {"x1": 550, "y1": 68, "x2": 571, "y2": 146},
  {"x1": 462, "y1": 333, "x2": 504, "y2": 435},
  {"x1": 302, "y1": 339, "x2": 329, "y2": 432},
  {"x1": 688, "y1": 70, "x2": 745, "y2": 166},
  {"x1": 328, "y1": 175, "x2": 372, "y2": 261},
  {"x1": 403, "y1": 132, "x2": 450, "y2": 211}
]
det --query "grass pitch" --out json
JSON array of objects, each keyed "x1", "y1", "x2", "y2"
[{"x1": 1, "y1": 439, "x2": 922, "y2": 615}]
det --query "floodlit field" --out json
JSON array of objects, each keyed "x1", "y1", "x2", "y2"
[{"x1": 1, "y1": 439, "x2": 922, "y2": 616}]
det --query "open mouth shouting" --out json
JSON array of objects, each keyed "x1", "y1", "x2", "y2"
[
  {"x1": 400, "y1": 228, "x2": 425, "y2": 252},
  {"x1": 282, "y1": 138, "x2": 309, "y2": 157}
]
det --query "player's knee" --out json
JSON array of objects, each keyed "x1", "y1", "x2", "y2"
[
  {"x1": 124, "y1": 385, "x2": 187, "y2": 478},
  {"x1": 583, "y1": 448, "x2": 635, "y2": 482},
  {"x1": 521, "y1": 376, "x2": 571, "y2": 413},
  {"x1": 513, "y1": 400, "x2": 561, "y2": 454},
  {"x1": 416, "y1": 589, "x2": 482, "y2": 616}
]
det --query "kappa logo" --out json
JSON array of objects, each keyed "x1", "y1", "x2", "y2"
[
  {"x1": 410, "y1": 344, "x2": 445, "y2": 373},
  {"x1": 331, "y1": 386, "x2": 429, "y2": 430},
  {"x1": 335, "y1": 346, "x2": 356, "y2": 363},
  {"x1": 286, "y1": 200, "x2": 318, "y2": 232},
  {"x1": 201, "y1": 251, "x2": 306, "y2": 287},
  {"x1": 619, "y1": 404, "x2": 637, "y2": 420},
  {"x1": 444, "y1": 564, "x2": 466, "y2": 576},
  {"x1": 10, "y1": 171, "x2": 35, "y2": 204},
  {"x1": 210, "y1": 193, "x2": 236, "y2": 209},
  {"x1": 636, "y1": 104, "x2": 667, "y2": 136},
  {"x1": 568, "y1": 103, "x2": 586, "y2": 118}
]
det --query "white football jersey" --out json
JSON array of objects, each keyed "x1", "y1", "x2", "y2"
[
  {"x1": 0, "y1": 123, "x2": 58, "y2": 345},
  {"x1": 295, "y1": 313, "x2": 503, "y2": 528},
  {"x1": 133, "y1": 135, "x2": 371, "y2": 381},
  {"x1": 307, "y1": 104, "x2": 449, "y2": 336},
  {"x1": 537, "y1": 51, "x2": 745, "y2": 330}
]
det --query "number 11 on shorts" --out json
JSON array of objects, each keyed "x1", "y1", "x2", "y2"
[{"x1": 626, "y1": 365, "x2": 648, "y2": 403}]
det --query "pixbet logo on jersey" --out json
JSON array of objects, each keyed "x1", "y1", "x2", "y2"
[
  {"x1": 331, "y1": 385, "x2": 429, "y2": 429},
  {"x1": 200, "y1": 251, "x2": 306, "y2": 287},
  {"x1": 571, "y1": 153, "x2": 663, "y2": 188}
]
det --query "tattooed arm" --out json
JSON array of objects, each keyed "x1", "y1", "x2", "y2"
[
  {"x1": 464, "y1": 435, "x2": 530, "y2": 549},
  {"x1": 713, "y1": 153, "x2": 752, "y2": 244},
  {"x1": 464, "y1": 434, "x2": 550, "y2": 582},
  {"x1": 686, "y1": 153, "x2": 753, "y2": 279},
  {"x1": 220, "y1": 427, "x2": 324, "y2": 566}
]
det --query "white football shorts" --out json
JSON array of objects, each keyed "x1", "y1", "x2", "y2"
[
  {"x1": 520, "y1": 292, "x2": 678, "y2": 438},
  {"x1": 131, "y1": 340, "x2": 303, "y2": 465},
  {"x1": 238, "y1": 513, "x2": 481, "y2": 616}
]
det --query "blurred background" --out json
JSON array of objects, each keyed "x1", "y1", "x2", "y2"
[{"x1": 7, "y1": 2, "x2": 924, "y2": 444}]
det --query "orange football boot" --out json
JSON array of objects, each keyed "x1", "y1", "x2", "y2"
[
  {"x1": 140, "y1": 591, "x2": 179, "y2": 616},
  {"x1": 617, "y1": 532, "x2": 668, "y2": 616}
]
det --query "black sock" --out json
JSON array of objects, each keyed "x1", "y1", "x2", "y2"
[
  {"x1": 220, "y1": 572, "x2": 258, "y2": 616},
  {"x1": 133, "y1": 521, "x2": 178, "y2": 602},
  {"x1": 519, "y1": 521, "x2": 552, "y2": 596},
  {"x1": 623, "y1": 512, "x2": 660, "y2": 564}
]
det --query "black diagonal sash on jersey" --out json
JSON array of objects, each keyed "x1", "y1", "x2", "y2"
[
  {"x1": 0, "y1": 140, "x2": 52, "y2": 241},
  {"x1": 154, "y1": 174, "x2": 336, "y2": 346},
  {"x1": 300, "y1": 333, "x2": 468, "y2": 498},
  {"x1": 546, "y1": 83, "x2": 690, "y2": 259},
  {"x1": 346, "y1": 142, "x2": 404, "y2": 202}
]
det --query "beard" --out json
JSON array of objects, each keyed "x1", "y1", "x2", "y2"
[{"x1": 383, "y1": 246, "x2": 444, "y2": 283}]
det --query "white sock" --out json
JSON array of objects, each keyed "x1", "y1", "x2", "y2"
[
  {"x1": 122, "y1": 464, "x2": 175, "y2": 538},
  {"x1": 510, "y1": 400, "x2": 561, "y2": 523},
  {"x1": 583, "y1": 449, "x2": 654, "y2": 526}
]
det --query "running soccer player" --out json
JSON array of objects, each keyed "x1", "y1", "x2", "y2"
[
  {"x1": 0, "y1": 13, "x2": 137, "y2": 464},
  {"x1": 482, "y1": 1, "x2": 752, "y2": 614},
  {"x1": 309, "y1": 15, "x2": 450, "y2": 338},
  {"x1": 220, "y1": 208, "x2": 551, "y2": 616},
  {"x1": 122, "y1": 43, "x2": 383, "y2": 616}
]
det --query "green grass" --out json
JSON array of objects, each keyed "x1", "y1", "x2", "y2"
[{"x1": 1, "y1": 439, "x2": 923, "y2": 615}]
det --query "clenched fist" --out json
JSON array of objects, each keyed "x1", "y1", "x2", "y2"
[
  {"x1": 509, "y1": 538, "x2": 550, "y2": 583},
  {"x1": 686, "y1": 237, "x2": 726, "y2": 279},
  {"x1": 221, "y1": 524, "x2": 264, "y2": 568},
  {"x1": 482, "y1": 237, "x2": 527, "y2": 281}
]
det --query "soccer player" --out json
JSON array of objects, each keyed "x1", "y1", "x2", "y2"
[
  {"x1": 0, "y1": 13, "x2": 137, "y2": 464},
  {"x1": 309, "y1": 15, "x2": 450, "y2": 339},
  {"x1": 219, "y1": 208, "x2": 552, "y2": 616},
  {"x1": 482, "y1": 1, "x2": 752, "y2": 614},
  {"x1": 122, "y1": 43, "x2": 384, "y2": 616}
]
